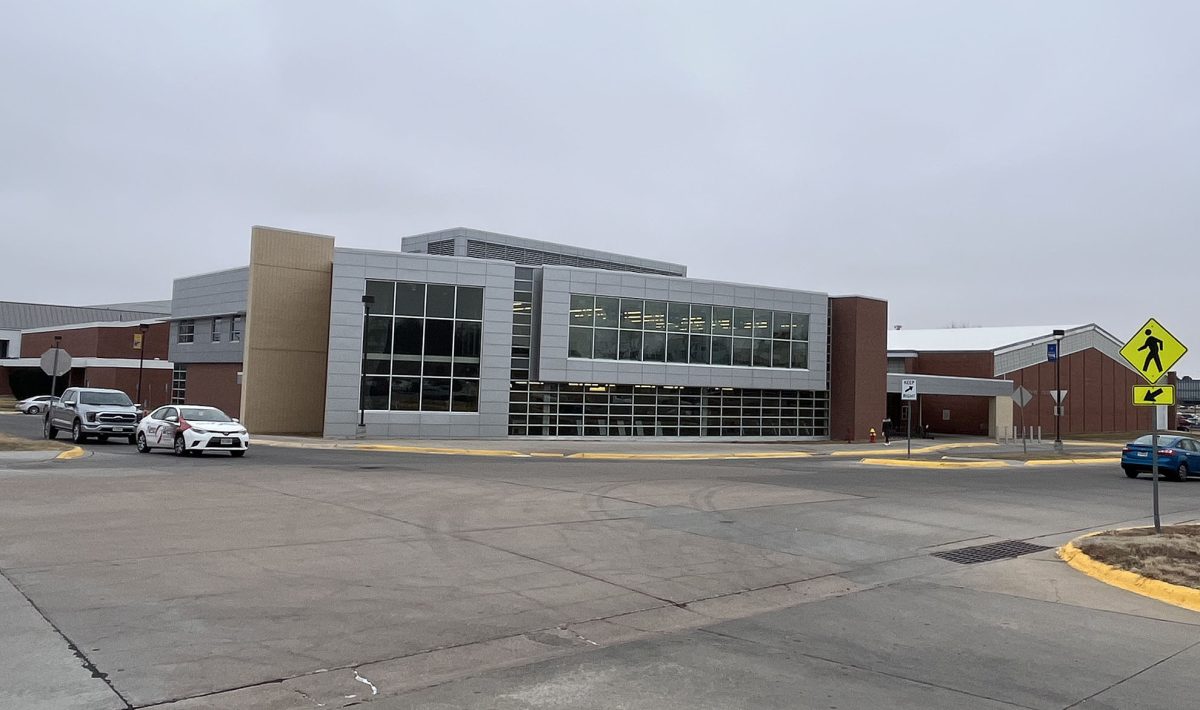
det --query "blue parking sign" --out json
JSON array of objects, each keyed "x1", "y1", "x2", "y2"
[{"x1": 1047, "y1": 343, "x2": 1058, "y2": 361}]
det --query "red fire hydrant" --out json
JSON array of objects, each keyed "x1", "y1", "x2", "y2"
[{"x1": 868, "y1": 428, "x2": 876, "y2": 443}]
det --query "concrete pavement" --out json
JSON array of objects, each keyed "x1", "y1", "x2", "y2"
[{"x1": 1, "y1": 413, "x2": 1198, "y2": 709}]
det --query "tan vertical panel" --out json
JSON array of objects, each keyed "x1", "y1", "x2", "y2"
[{"x1": 241, "y1": 226, "x2": 335, "y2": 434}]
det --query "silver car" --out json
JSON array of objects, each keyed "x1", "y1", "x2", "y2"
[{"x1": 16, "y1": 395, "x2": 57, "y2": 415}]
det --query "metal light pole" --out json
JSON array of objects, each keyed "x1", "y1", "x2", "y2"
[
  {"x1": 1053, "y1": 329, "x2": 1065, "y2": 453},
  {"x1": 359, "y1": 295, "x2": 375, "y2": 429},
  {"x1": 135, "y1": 323, "x2": 149, "y2": 409},
  {"x1": 49, "y1": 336, "x2": 63, "y2": 398}
]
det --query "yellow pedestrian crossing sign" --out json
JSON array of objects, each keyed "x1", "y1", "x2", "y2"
[
  {"x1": 1120, "y1": 318, "x2": 1187, "y2": 384},
  {"x1": 1132, "y1": 384, "x2": 1175, "y2": 406}
]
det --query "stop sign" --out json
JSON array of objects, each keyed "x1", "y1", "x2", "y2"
[{"x1": 40, "y1": 348, "x2": 72, "y2": 377}]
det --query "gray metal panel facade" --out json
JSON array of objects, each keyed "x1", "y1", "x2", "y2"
[
  {"x1": 168, "y1": 268, "x2": 249, "y2": 364},
  {"x1": 537, "y1": 266, "x2": 829, "y2": 391},
  {"x1": 323, "y1": 248, "x2": 515, "y2": 438},
  {"x1": 401, "y1": 227, "x2": 687, "y2": 277}
]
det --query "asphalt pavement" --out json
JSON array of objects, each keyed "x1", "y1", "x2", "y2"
[{"x1": 1, "y1": 412, "x2": 1197, "y2": 709}]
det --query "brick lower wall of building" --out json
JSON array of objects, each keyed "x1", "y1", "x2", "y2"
[
  {"x1": 81, "y1": 368, "x2": 173, "y2": 410},
  {"x1": 182, "y1": 363, "x2": 242, "y2": 417}
]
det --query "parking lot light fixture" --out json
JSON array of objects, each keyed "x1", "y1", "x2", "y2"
[
  {"x1": 1053, "y1": 329, "x2": 1065, "y2": 453},
  {"x1": 359, "y1": 295, "x2": 375, "y2": 429}
]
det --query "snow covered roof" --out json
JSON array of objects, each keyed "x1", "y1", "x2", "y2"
[{"x1": 888, "y1": 325, "x2": 1090, "y2": 354}]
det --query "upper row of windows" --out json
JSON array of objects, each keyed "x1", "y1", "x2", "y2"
[
  {"x1": 570, "y1": 295, "x2": 810, "y2": 340},
  {"x1": 365, "y1": 280, "x2": 484, "y2": 320},
  {"x1": 178, "y1": 316, "x2": 242, "y2": 344}
]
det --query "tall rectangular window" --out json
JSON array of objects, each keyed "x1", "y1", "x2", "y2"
[
  {"x1": 230, "y1": 316, "x2": 243, "y2": 342},
  {"x1": 211, "y1": 318, "x2": 222, "y2": 343},
  {"x1": 177, "y1": 320, "x2": 194, "y2": 344},
  {"x1": 361, "y1": 281, "x2": 484, "y2": 412},
  {"x1": 170, "y1": 365, "x2": 187, "y2": 404}
]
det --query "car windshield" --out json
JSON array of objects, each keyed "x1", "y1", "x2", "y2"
[
  {"x1": 180, "y1": 407, "x2": 233, "y2": 423},
  {"x1": 1132, "y1": 435, "x2": 1180, "y2": 446},
  {"x1": 79, "y1": 391, "x2": 133, "y2": 406}
]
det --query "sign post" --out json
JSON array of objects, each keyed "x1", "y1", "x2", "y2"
[
  {"x1": 1013, "y1": 386, "x2": 1034, "y2": 454},
  {"x1": 1119, "y1": 318, "x2": 1189, "y2": 534},
  {"x1": 40, "y1": 341, "x2": 72, "y2": 401},
  {"x1": 901, "y1": 378, "x2": 917, "y2": 459}
]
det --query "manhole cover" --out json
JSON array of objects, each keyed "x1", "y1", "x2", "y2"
[{"x1": 931, "y1": 540, "x2": 1050, "y2": 565}]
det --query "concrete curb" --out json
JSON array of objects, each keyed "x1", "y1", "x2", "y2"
[
  {"x1": 53, "y1": 446, "x2": 86, "y2": 460},
  {"x1": 829, "y1": 441, "x2": 996, "y2": 457},
  {"x1": 1058, "y1": 532, "x2": 1200, "y2": 613},
  {"x1": 858, "y1": 456, "x2": 1118, "y2": 469},
  {"x1": 253, "y1": 438, "x2": 817, "y2": 461}
]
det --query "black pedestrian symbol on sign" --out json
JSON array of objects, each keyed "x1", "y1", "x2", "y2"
[{"x1": 1137, "y1": 329, "x2": 1164, "y2": 373}]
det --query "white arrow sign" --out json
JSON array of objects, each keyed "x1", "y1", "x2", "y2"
[
  {"x1": 1049, "y1": 389, "x2": 1068, "y2": 403},
  {"x1": 901, "y1": 378, "x2": 918, "y2": 401}
]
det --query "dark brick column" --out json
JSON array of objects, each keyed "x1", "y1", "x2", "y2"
[{"x1": 829, "y1": 296, "x2": 888, "y2": 442}]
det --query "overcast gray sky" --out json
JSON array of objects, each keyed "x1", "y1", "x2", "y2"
[{"x1": 3, "y1": 1, "x2": 1197, "y2": 372}]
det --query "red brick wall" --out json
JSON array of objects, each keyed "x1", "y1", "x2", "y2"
[
  {"x1": 21, "y1": 323, "x2": 170, "y2": 359},
  {"x1": 81, "y1": 368, "x2": 173, "y2": 410},
  {"x1": 829, "y1": 296, "x2": 888, "y2": 442},
  {"x1": 1006, "y1": 350, "x2": 1152, "y2": 436},
  {"x1": 183, "y1": 363, "x2": 242, "y2": 417},
  {"x1": 905, "y1": 352, "x2": 993, "y2": 435}
]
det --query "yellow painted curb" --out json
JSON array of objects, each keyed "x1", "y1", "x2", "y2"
[
  {"x1": 830, "y1": 442, "x2": 996, "y2": 457},
  {"x1": 1058, "y1": 533, "x2": 1200, "y2": 613},
  {"x1": 54, "y1": 447, "x2": 85, "y2": 460},
  {"x1": 859, "y1": 457, "x2": 1005, "y2": 469},
  {"x1": 1025, "y1": 457, "x2": 1119, "y2": 466},
  {"x1": 566, "y1": 451, "x2": 813, "y2": 461},
  {"x1": 350, "y1": 444, "x2": 526, "y2": 457}
]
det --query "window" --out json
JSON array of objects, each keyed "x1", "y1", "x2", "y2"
[
  {"x1": 567, "y1": 293, "x2": 812, "y2": 370},
  {"x1": 211, "y1": 318, "x2": 222, "y2": 343},
  {"x1": 508, "y1": 382, "x2": 829, "y2": 438},
  {"x1": 361, "y1": 281, "x2": 484, "y2": 412},
  {"x1": 230, "y1": 316, "x2": 243, "y2": 342},
  {"x1": 177, "y1": 320, "x2": 194, "y2": 344},
  {"x1": 171, "y1": 365, "x2": 187, "y2": 404}
]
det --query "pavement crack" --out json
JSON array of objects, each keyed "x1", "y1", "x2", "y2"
[
  {"x1": 1062, "y1": 638, "x2": 1200, "y2": 709},
  {"x1": 0, "y1": 567, "x2": 133, "y2": 709}
]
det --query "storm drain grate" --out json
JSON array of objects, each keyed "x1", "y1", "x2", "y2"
[{"x1": 931, "y1": 540, "x2": 1051, "y2": 565}]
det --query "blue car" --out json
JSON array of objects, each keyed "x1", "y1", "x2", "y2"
[{"x1": 1121, "y1": 434, "x2": 1200, "y2": 481}]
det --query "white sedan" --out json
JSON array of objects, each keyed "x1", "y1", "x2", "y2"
[
  {"x1": 16, "y1": 395, "x2": 57, "y2": 415},
  {"x1": 136, "y1": 405, "x2": 249, "y2": 457}
]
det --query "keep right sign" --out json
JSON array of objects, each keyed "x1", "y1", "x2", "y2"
[{"x1": 1119, "y1": 318, "x2": 1187, "y2": 384}]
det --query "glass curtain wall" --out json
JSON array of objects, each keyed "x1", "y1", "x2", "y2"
[
  {"x1": 361, "y1": 280, "x2": 483, "y2": 412},
  {"x1": 569, "y1": 295, "x2": 810, "y2": 369},
  {"x1": 509, "y1": 382, "x2": 828, "y2": 438}
]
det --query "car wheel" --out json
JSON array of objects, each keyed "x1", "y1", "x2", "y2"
[
  {"x1": 1123, "y1": 467, "x2": 1139, "y2": 479},
  {"x1": 127, "y1": 435, "x2": 136, "y2": 445},
  {"x1": 44, "y1": 419, "x2": 58, "y2": 440},
  {"x1": 71, "y1": 421, "x2": 87, "y2": 444},
  {"x1": 98, "y1": 435, "x2": 109, "y2": 443},
  {"x1": 28, "y1": 406, "x2": 39, "y2": 416},
  {"x1": 136, "y1": 433, "x2": 151, "y2": 453},
  {"x1": 1176, "y1": 462, "x2": 1189, "y2": 482},
  {"x1": 230, "y1": 450, "x2": 245, "y2": 458},
  {"x1": 173, "y1": 435, "x2": 187, "y2": 456}
]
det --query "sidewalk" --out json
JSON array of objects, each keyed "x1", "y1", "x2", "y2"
[{"x1": 252, "y1": 434, "x2": 1121, "y2": 462}]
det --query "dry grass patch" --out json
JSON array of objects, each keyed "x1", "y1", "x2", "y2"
[
  {"x1": 0, "y1": 432, "x2": 71, "y2": 452},
  {"x1": 1077, "y1": 526, "x2": 1200, "y2": 589}
]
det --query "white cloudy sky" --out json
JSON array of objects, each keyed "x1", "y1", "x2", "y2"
[{"x1": 2, "y1": 1, "x2": 1197, "y2": 372}]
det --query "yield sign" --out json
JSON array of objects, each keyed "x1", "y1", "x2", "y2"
[
  {"x1": 1049, "y1": 390, "x2": 1068, "y2": 404},
  {"x1": 1119, "y1": 318, "x2": 1187, "y2": 384},
  {"x1": 1013, "y1": 386, "x2": 1034, "y2": 408}
]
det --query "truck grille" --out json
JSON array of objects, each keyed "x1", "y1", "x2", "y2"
[{"x1": 98, "y1": 413, "x2": 136, "y2": 424}]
